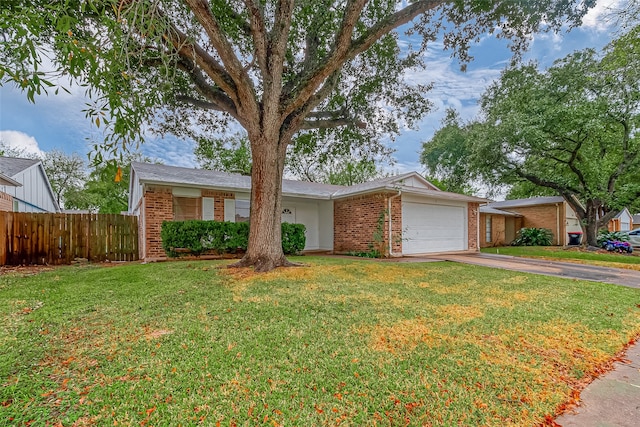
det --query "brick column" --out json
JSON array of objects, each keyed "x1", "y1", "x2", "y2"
[
  {"x1": 142, "y1": 186, "x2": 173, "y2": 260},
  {"x1": 467, "y1": 202, "x2": 479, "y2": 251}
]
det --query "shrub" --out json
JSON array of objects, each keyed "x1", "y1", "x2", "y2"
[
  {"x1": 161, "y1": 220, "x2": 305, "y2": 257},
  {"x1": 597, "y1": 229, "x2": 629, "y2": 246},
  {"x1": 281, "y1": 222, "x2": 306, "y2": 255},
  {"x1": 511, "y1": 227, "x2": 554, "y2": 246}
]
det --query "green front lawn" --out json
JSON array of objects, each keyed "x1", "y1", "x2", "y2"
[
  {"x1": 481, "y1": 246, "x2": 640, "y2": 270},
  {"x1": 2, "y1": 258, "x2": 639, "y2": 426}
]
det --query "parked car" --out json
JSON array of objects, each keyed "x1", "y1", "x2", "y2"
[{"x1": 622, "y1": 229, "x2": 640, "y2": 247}]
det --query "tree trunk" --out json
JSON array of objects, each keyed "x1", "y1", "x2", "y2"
[
  {"x1": 230, "y1": 131, "x2": 296, "y2": 272},
  {"x1": 583, "y1": 202, "x2": 600, "y2": 247}
]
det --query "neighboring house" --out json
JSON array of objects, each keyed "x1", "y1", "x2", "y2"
[
  {"x1": 479, "y1": 196, "x2": 582, "y2": 247},
  {"x1": 633, "y1": 214, "x2": 640, "y2": 230},
  {"x1": 0, "y1": 156, "x2": 60, "y2": 213},
  {"x1": 128, "y1": 162, "x2": 486, "y2": 261},
  {"x1": 607, "y1": 208, "x2": 633, "y2": 232},
  {"x1": 0, "y1": 172, "x2": 21, "y2": 211}
]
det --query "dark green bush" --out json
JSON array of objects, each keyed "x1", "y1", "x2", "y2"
[
  {"x1": 281, "y1": 222, "x2": 306, "y2": 255},
  {"x1": 161, "y1": 220, "x2": 305, "y2": 257},
  {"x1": 511, "y1": 227, "x2": 554, "y2": 246}
]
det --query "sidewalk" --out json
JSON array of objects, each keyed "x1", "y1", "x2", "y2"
[{"x1": 555, "y1": 341, "x2": 640, "y2": 426}]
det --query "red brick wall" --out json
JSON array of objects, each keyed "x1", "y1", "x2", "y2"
[
  {"x1": 390, "y1": 195, "x2": 402, "y2": 255},
  {"x1": 479, "y1": 213, "x2": 508, "y2": 248},
  {"x1": 0, "y1": 192, "x2": 13, "y2": 211},
  {"x1": 467, "y1": 203, "x2": 479, "y2": 251},
  {"x1": 139, "y1": 187, "x2": 237, "y2": 260},
  {"x1": 334, "y1": 193, "x2": 400, "y2": 256},
  {"x1": 142, "y1": 186, "x2": 173, "y2": 260},
  {"x1": 505, "y1": 204, "x2": 563, "y2": 245},
  {"x1": 201, "y1": 190, "x2": 235, "y2": 221}
]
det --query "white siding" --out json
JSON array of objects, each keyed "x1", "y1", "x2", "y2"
[
  {"x1": 3, "y1": 164, "x2": 57, "y2": 212},
  {"x1": 317, "y1": 201, "x2": 334, "y2": 250},
  {"x1": 620, "y1": 210, "x2": 632, "y2": 231},
  {"x1": 402, "y1": 176, "x2": 430, "y2": 189},
  {"x1": 565, "y1": 203, "x2": 582, "y2": 243},
  {"x1": 281, "y1": 197, "x2": 334, "y2": 251}
]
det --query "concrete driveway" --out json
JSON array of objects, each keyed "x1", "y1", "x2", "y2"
[{"x1": 423, "y1": 253, "x2": 640, "y2": 288}]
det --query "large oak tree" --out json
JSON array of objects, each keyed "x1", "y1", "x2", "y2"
[
  {"x1": 1, "y1": 0, "x2": 593, "y2": 270},
  {"x1": 422, "y1": 26, "x2": 640, "y2": 247}
]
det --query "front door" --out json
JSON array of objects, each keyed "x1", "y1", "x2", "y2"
[{"x1": 281, "y1": 207, "x2": 295, "y2": 223}]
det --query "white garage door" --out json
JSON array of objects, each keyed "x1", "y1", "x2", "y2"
[{"x1": 402, "y1": 202, "x2": 466, "y2": 254}]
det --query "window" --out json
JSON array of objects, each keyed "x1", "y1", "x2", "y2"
[
  {"x1": 173, "y1": 197, "x2": 201, "y2": 221},
  {"x1": 485, "y1": 215, "x2": 492, "y2": 243},
  {"x1": 13, "y1": 200, "x2": 19, "y2": 212},
  {"x1": 202, "y1": 197, "x2": 214, "y2": 220},
  {"x1": 235, "y1": 199, "x2": 250, "y2": 222}
]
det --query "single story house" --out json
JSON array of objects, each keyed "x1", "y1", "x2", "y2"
[
  {"x1": 0, "y1": 156, "x2": 59, "y2": 213},
  {"x1": 607, "y1": 208, "x2": 633, "y2": 232},
  {"x1": 479, "y1": 196, "x2": 582, "y2": 247},
  {"x1": 128, "y1": 162, "x2": 486, "y2": 261}
]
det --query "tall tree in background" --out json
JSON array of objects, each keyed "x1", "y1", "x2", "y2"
[
  {"x1": 420, "y1": 109, "x2": 477, "y2": 195},
  {"x1": 195, "y1": 132, "x2": 384, "y2": 184},
  {"x1": 195, "y1": 133, "x2": 252, "y2": 175},
  {"x1": 1, "y1": 1, "x2": 594, "y2": 270},
  {"x1": 40, "y1": 150, "x2": 86, "y2": 208},
  {"x1": 65, "y1": 154, "x2": 153, "y2": 213},
  {"x1": 422, "y1": 26, "x2": 640, "y2": 246}
]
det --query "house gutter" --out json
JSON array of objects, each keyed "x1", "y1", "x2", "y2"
[{"x1": 388, "y1": 191, "x2": 402, "y2": 257}]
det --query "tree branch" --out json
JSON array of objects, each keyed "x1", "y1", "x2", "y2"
[
  {"x1": 184, "y1": 0, "x2": 258, "y2": 119},
  {"x1": 263, "y1": 0, "x2": 295, "y2": 131},
  {"x1": 282, "y1": 0, "x2": 442, "y2": 119},
  {"x1": 514, "y1": 169, "x2": 581, "y2": 196},
  {"x1": 242, "y1": 0, "x2": 268, "y2": 72},
  {"x1": 299, "y1": 116, "x2": 366, "y2": 130},
  {"x1": 175, "y1": 58, "x2": 239, "y2": 118},
  {"x1": 174, "y1": 95, "x2": 227, "y2": 111}
]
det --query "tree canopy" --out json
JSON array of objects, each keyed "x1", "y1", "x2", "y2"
[
  {"x1": 41, "y1": 150, "x2": 87, "y2": 208},
  {"x1": 421, "y1": 25, "x2": 640, "y2": 246},
  {"x1": 1, "y1": 0, "x2": 596, "y2": 270}
]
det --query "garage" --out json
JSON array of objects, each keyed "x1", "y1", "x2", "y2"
[{"x1": 402, "y1": 200, "x2": 467, "y2": 254}]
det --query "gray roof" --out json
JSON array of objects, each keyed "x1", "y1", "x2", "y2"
[
  {"x1": 131, "y1": 162, "x2": 343, "y2": 199},
  {"x1": 633, "y1": 214, "x2": 640, "y2": 224},
  {"x1": 486, "y1": 196, "x2": 565, "y2": 209},
  {"x1": 0, "y1": 156, "x2": 40, "y2": 177},
  {"x1": 131, "y1": 162, "x2": 486, "y2": 203},
  {"x1": 479, "y1": 206, "x2": 523, "y2": 216}
]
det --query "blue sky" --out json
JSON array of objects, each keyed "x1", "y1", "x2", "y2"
[{"x1": 0, "y1": 0, "x2": 624, "y2": 173}]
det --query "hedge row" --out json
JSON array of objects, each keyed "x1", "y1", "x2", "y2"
[{"x1": 161, "y1": 220, "x2": 306, "y2": 257}]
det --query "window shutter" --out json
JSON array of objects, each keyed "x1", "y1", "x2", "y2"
[
  {"x1": 224, "y1": 199, "x2": 236, "y2": 222},
  {"x1": 202, "y1": 197, "x2": 214, "y2": 220}
]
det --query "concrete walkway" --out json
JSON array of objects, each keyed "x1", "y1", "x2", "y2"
[
  {"x1": 423, "y1": 252, "x2": 640, "y2": 288},
  {"x1": 555, "y1": 342, "x2": 640, "y2": 427},
  {"x1": 421, "y1": 252, "x2": 640, "y2": 426}
]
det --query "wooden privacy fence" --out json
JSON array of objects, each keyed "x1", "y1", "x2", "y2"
[{"x1": 0, "y1": 212, "x2": 139, "y2": 265}]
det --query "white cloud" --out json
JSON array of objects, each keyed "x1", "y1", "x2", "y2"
[
  {"x1": 0, "y1": 130, "x2": 45, "y2": 158},
  {"x1": 581, "y1": 0, "x2": 625, "y2": 32}
]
